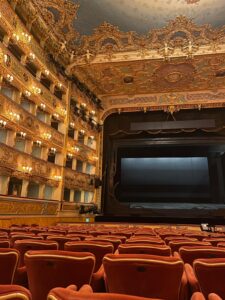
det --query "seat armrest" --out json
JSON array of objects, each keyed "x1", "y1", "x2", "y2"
[
  {"x1": 91, "y1": 265, "x2": 106, "y2": 292},
  {"x1": 184, "y1": 263, "x2": 200, "y2": 293},
  {"x1": 173, "y1": 251, "x2": 180, "y2": 258},
  {"x1": 191, "y1": 292, "x2": 206, "y2": 300},
  {"x1": 208, "y1": 293, "x2": 223, "y2": 300}
]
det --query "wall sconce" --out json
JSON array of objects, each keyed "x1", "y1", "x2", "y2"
[
  {"x1": 32, "y1": 86, "x2": 42, "y2": 95},
  {"x1": 69, "y1": 122, "x2": 75, "y2": 128},
  {"x1": 0, "y1": 49, "x2": 10, "y2": 65},
  {"x1": 60, "y1": 108, "x2": 67, "y2": 116},
  {"x1": 44, "y1": 69, "x2": 50, "y2": 76},
  {"x1": 6, "y1": 74, "x2": 13, "y2": 82},
  {"x1": 42, "y1": 132, "x2": 51, "y2": 140},
  {"x1": 40, "y1": 103, "x2": 46, "y2": 110},
  {"x1": 53, "y1": 113, "x2": 59, "y2": 119},
  {"x1": 24, "y1": 90, "x2": 31, "y2": 97},
  {"x1": 54, "y1": 175, "x2": 62, "y2": 181},
  {"x1": 90, "y1": 135, "x2": 94, "y2": 140},
  {"x1": 21, "y1": 32, "x2": 31, "y2": 43},
  {"x1": 9, "y1": 112, "x2": 20, "y2": 121},
  {"x1": 80, "y1": 129, "x2": 85, "y2": 135},
  {"x1": 35, "y1": 140, "x2": 42, "y2": 147},
  {"x1": 67, "y1": 153, "x2": 73, "y2": 159},
  {"x1": 29, "y1": 52, "x2": 35, "y2": 60},
  {"x1": 90, "y1": 110, "x2": 96, "y2": 115},
  {"x1": 49, "y1": 147, "x2": 56, "y2": 154},
  {"x1": 74, "y1": 146, "x2": 80, "y2": 152},
  {"x1": 19, "y1": 131, "x2": 26, "y2": 138},
  {"x1": 12, "y1": 33, "x2": 20, "y2": 42},
  {"x1": 57, "y1": 83, "x2": 62, "y2": 89},
  {"x1": 81, "y1": 103, "x2": 87, "y2": 108},
  {"x1": 0, "y1": 120, "x2": 7, "y2": 128},
  {"x1": 22, "y1": 166, "x2": 32, "y2": 173}
]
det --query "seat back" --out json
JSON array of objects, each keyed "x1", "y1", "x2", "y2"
[
  {"x1": 0, "y1": 248, "x2": 19, "y2": 284},
  {"x1": 14, "y1": 239, "x2": 59, "y2": 267},
  {"x1": 118, "y1": 244, "x2": 171, "y2": 256},
  {"x1": 25, "y1": 250, "x2": 95, "y2": 300},
  {"x1": 103, "y1": 253, "x2": 184, "y2": 300},
  {"x1": 46, "y1": 236, "x2": 80, "y2": 250},
  {"x1": 65, "y1": 241, "x2": 114, "y2": 272},
  {"x1": 0, "y1": 240, "x2": 10, "y2": 248},
  {"x1": 0, "y1": 284, "x2": 32, "y2": 300},
  {"x1": 169, "y1": 241, "x2": 211, "y2": 254},
  {"x1": 194, "y1": 258, "x2": 225, "y2": 299},
  {"x1": 126, "y1": 239, "x2": 165, "y2": 245},
  {"x1": 48, "y1": 287, "x2": 161, "y2": 300},
  {"x1": 179, "y1": 246, "x2": 225, "y2": 265}
]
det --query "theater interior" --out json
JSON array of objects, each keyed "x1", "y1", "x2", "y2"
[{"x1": 0, "y1": 0, "x2": 225, "y2": 299}]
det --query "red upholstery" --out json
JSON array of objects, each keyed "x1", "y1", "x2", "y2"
[
  {"x1": 10, "y1": 235, "x2": 43, "y2": 247},
  {"x1": 184, "y1": 234, "x2": 208, "y2": 241},
  {"x1": 118, "y1": 244, "x2": 171, "y2": 256},
  {"x1": 208, "y1": 294, "x2": 223, "y2": 300},
  {"x1": 0, "y1": 284, "x2": 32, "y2": 300},
  {"x1": 217, "y1": 242, "x2": 225, "y2": 248},
  {"x1": 46, "y1": 236, "x2": 80, "y2": 250},
  {"x1": 86, "y1": 238, "x2": 121, "y2": 251},
  {"x1": 190, "y1": 292, "x2": 206, "y2": 300},
  {"x1": 64, "y1": 241, "x2": 114, "y2": 272},
  {"x1": 14, "y1": 239, "x2": 59, "y2": 267},
  {"x1": 179, "y1": 246, "x2": 225, "y2": 265},
  {"x1": 0, "y1": 248, "x2": 19, "y2": 284},
  {"x1": 193, "y1": 258, "x2": 225, "y2": 299},
  {"x1": 103, "y1": 253, "x2": 186, "y2": 300},
  {"x1": 202, "y1": 238, "x2": 225, "y2": 246},
  {"x1": 0, "y1": 239, "x2": 10, "y2": 248},
  {"x1": 25, "y1": 250, "x2": 95, "y2": 300},
  {"x1": 47, "y1": 284, "x2": 163, "y2": 300},
  {"x1": 169, "y1": 241, "x2": 211, "y2": 254},
  {"x1": 164, "y1": 237, "x2": 198, "y2": 245},
  {"x1": 126, "y1": 239, "x2": 165, "y2": 245}
]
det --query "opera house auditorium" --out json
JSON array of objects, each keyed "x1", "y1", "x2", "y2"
[{"x1": 1, "y1": 0, "x2": 225, "y2": 299}]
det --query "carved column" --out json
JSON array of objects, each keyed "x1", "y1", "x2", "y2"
[{"x1": 21, "y1": 179, "x2": 29, "y2": 197}]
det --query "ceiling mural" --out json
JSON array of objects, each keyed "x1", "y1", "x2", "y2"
[
  {"x1": 72, "y1": 0, "x2": 225, "y2": 36},
  {"x1": 23, "y1": 0, "x2": 225, "y2": 112},
  {"x1": 73, "y1": 54, "x2": 225, "y2": 98}
]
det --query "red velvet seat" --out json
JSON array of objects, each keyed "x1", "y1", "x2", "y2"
[
  {"x1": 64, "y1": 241, "x2": 114, "y2": 272},
  {"x1": 0, "y1": 284, "x2": 32, "y2": 300},
  {"x1": 86, "y1": 238, "x2": 121, "y2": 251},
  {"x1": 0, "y1": 248, "x2": 19, "y2": 284},
  {"x1": 185, "y1": 258, "x2": 225, "y2": 298},
  {"x1": 24, "y1": 250, "x2": 95, "y2": 300},
  {"x1": 14, "y1": 239, "x2": 59, "y2": 267},
  {"x1": 194, "y1": 258, "x2": 225, "y2": 298},
  {"x1": 47, "y1": 284, "x2": 163, "y2": 300},
  {"x1": 118, "y1": 244, "x2": 171, "y2": 256},
  {"x1": 202, "y1": 238, "x2": 225, "y2": 246},
  {"x1": 46, "y1": 235, "x2": 80, "y2": 250},
  {"x1": 164, "y1": 237, "x2": 198, "y2": 245},
  {"x1": 178, "y1": 246, "x2": 225, "y2": 265},
  {"x1": 65, "y1": 241, "x2": 114, "y2": 291},
  {"x1": 184, "y1": 234, "x2": 209, "y2": 241},
  {"x1": 126, "y1": 239, "x2": 165, "y2": 245},
  {"x1": 103, "y1": 253, "x2": 187, "y2": 300},
  {"x1": 0, "y1": 239, "x2": 10, "y2": 248},
  {"x1": 169, "y1": 241, "x2": 211, "y2": 254},
  {"x1": 10, "y1": 235, "x2": 43, "y2": 247}
]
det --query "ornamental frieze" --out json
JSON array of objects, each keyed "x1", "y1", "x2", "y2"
[
  {"x1": 64, "y1": 168, "x2": 94, "y2": 191},
  {"x1": 0, "y1": 196, "x2": 59, "y2": 215},
  {"x1": 0, "y1": 95, "x2": 64, "y2": 148},
  {"x1": 0, "y1": 143, "x2": 61, "y2": 185}
]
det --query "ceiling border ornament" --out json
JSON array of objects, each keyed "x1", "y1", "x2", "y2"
[
  {"x1": 31, "y1": 0, "x2": 80, "y2": 45},
  {"x1": 72, "y1": 16, "x2": 225, "y2": 57}
]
